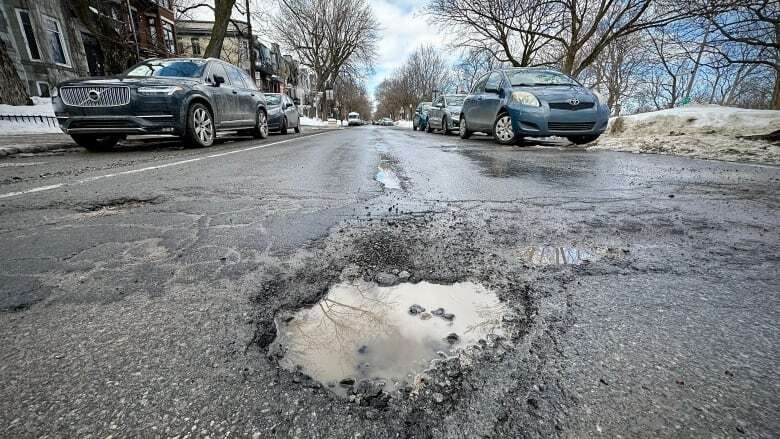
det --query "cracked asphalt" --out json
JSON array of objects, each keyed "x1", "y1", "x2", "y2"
[{"x1": 0, "y1": 126, "x2": 778, "y2": 438}]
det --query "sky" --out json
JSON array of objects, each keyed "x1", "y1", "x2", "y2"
[
  {"x1": 189, "y1": 0, "x2": 446, "y2": 104},
  {"x1": 365, "y1": 0, "x2": 446, "y2": 102}
]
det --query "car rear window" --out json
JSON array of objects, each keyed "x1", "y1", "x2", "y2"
[
  {"x1": 265, "y1": 94, "x2": 281, "y2": 105},
  {"x1": 125, "y1": 59, "x2": 206, "y2": 78},
  {"x1": 445, "y1": 96, "x2": 465, "y2": 106}
]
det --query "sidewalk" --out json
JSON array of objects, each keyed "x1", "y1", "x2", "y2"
[{"x1": 0, "y1": 133, "x2": 76, "y2": 157}]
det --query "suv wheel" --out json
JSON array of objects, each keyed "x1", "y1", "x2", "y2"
[
  {"x1": 183, "y1": 103, "x2": 215, "y2": 148},
  {"x1": 252, "y1": 110, "x2": 269, "y2": 139},
  {"x1": 71, "y1": 134, "x2": 120, "y2": 152},
  {"x1": 493, "y1": 113, "x2": 517, "y2": 145},
  {"x1": 459, "y1": 114, "x2": 472, "y2": 139},
  {"x1": 567, "y1": 134, "x2": 600, "y2": 145},
  {"x1": 426, "y1": 121, "x2": 434, "y2": 133}
]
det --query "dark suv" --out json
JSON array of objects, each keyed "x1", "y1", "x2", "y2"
[{"x1": 52, "y1": 58, "x2": 269, "y2": 151}]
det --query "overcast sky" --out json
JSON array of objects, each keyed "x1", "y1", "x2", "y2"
[
  {"x1": 190, "y1": 0, "x2": 446, "y2": 102},
  {"x1": 366, "y1": 0, "x2": 445, "y2": 101}
]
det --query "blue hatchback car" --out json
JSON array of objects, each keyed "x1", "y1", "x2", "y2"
[{"x1": 458, "y1": 68, "x2": 609, "y2": 145}]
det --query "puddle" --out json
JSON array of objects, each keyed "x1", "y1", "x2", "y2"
[
  {"x1": 375, "y1": 164, "x2": 402, "y2": 190},
  {"x1": 271, "y1": 281, "x2": 508, "y2": 396},
  {"x1": 519, "y1": 246, "x2": 594, "y2": 265}
]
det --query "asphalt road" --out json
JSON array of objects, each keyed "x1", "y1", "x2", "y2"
[{"x1": 1, "y1": 126, "x2": 778, "y2": 438}]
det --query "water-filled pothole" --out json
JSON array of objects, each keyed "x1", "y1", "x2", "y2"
[
  {"x1": 520, "y1": 246, "x2": 595, "y2": 265},
  {"x1": 375, "y1": 164, "x2": 402, "y2": 189},
  {"x1": 271, "y1": 280, "x2": 508, "y2": 396}
]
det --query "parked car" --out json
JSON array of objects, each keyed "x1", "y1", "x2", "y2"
[
  {"x1": 265, "y1": 93, "x2": 300, "y2": 134},
  {"x1": 347, "y1": 112, "x2": 363, "y2": 126},
  {"x1": 379, "y1": 117, "x2": 394, "y2": 126},
  {"x1": 426, "y1": 94, "x2": 466, "y2": 134},
  {"x1": 52, "y1": 58, "x2": 269, "y2": 151},
  {"x1": 458, "y1": 68, "x2": 609, "y2": 145},
  {"x1": 412, "y1": 102, "x2": 432, "y2": 131}
]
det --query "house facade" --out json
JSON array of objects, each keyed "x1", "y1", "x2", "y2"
[{"x1": 0, "y1": 0, "x2": 176, "y2": 98}]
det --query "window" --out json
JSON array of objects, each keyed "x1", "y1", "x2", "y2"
[
  {"x1": 472, "y1": 74, "x2": 489, "y2": 94},
  {"x1": 42, "y1": 16, "x2": 69, "y2": 66},
  {"x1": 485, "y1": 72, "x2": 502, "y2": 92},
  {"x1": 226, "y1": 65, "x2": 246, "y2": 88},
  {"x1": 162, "y1": 20, "x2": 174, "y2": 53},
  {"x1": 208, "y1": 63, "x2": 230, "y2": 85},
  {"x1": 505, "y1": 69, "x2": 579, "y2": 86},
  {"x1": 125, "y1": 59, "x2": 206, "y2": 77},
  {"x1": 191, "y1": 37, "x2": 201, "y2": 56},
  {"x1": 129, "y1": 9, "x2": 139, "y2": 38},
  {"x1": 15, "y1": 9, "x2": 40, "y2": 61},
  {"x1": 146, "y1": 16, "x2": 158, "y2": 46},
  {"x1": 36, "y1": 81, "x2": 50, "y2": 97},
  {"x1": 241, "y1": 70, "x2": 256, "y2": 90}
]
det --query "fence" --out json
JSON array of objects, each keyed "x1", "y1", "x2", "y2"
[{"x1": 0, "y1": 114, "x2": 58, "y2": 127}]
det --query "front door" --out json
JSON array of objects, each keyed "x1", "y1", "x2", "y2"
[
  {"x1": 81, "y1": 32, "x2": 104, "y2": 76},
  {"x1": 476, "y1": 72, "x2": 504, "y2": 130},
  {"x1": 207, "y1": 63, "x2": 238, "y2": 124}
]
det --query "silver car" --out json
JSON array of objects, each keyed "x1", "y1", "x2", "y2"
[{"x1": 426, "y1": 94, "x2": 466, "y2": 135}]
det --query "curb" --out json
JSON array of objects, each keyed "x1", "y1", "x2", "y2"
[{"x1": 0, "y1": 142, "x2": 77, "y2": 158}]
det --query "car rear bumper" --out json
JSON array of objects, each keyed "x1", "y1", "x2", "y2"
[
  {"x1": 507, "y1": 104, "x2": 608, "y2": 137},
  {"x1": 56, "y1": 114, "x2": 183, "y2": 136}
]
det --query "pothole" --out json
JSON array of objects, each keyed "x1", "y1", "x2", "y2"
[
  {"x1": 375, "y1": 163, "x2": 402, "y2": 190},
  {"x1": 270, "y1": 280, "x2": 509, "y2": 397},
  {"x1": 519, "y1": 245, "x2": 595, "y2": 265}
]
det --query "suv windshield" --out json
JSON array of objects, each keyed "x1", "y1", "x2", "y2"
[
  {"x1": 506, "y1": 69, "x2": 579, "y2": 86},
  {"x1": 265, "y1": 94, "x2": 281, "y2": 105},
  {"x1": 445, "y1": 96, "x2": 465, "y2": 106},
  {"x1": 125, "y1": 59, "x2": 206, "y2": 78}
]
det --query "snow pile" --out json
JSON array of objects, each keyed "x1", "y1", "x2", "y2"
[
  {"x1": 395, "y1": 120, "x2": 413, "y2": 128},
  {"x1": 299, "y1": 116, "x2": 327, "y2": 127},
  {"x1": 590, "y1": 104, "x2": 780, "y2": 164},
  {"x1": 0, "y1": 97, "x2": 61, "y2": 134}
]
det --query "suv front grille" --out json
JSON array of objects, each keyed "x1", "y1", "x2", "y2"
[
  {"x1": 549, "y1": 101, "x2": 594, "y2": 111},
  {"x1": 60, "y1": 86, "x2": 130, "y2": 107},
  {"x1": 548, "y1": 121, "x2": 595, "y2": 131}
]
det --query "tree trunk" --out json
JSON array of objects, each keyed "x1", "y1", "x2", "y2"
[
  {"x1": 204, "y1": 0, "x2": 237, "y2": 58},
  {"x1": 0, "y1": 41, "x2": 32, "y2": 105},
  {"x1": 772, "y1": 68, "x2": 780, "y2": 110}
]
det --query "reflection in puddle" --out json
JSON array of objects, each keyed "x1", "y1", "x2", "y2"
[
  {"x1": 520, "y1": 246, "x2": 594, "y2": 265},
  {"x1": 272, "y1": 281, "x2": 507, "y2": 395},
  {"x1": 375, "y1": 164, "x2": 402, "y2": 189}
]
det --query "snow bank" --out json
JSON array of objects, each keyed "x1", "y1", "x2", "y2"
[
  {"x1": 299, "y1": 116, "x2": 327, "y2": 127},
  {"x1": 0, "y1": 97, "x2": 60, "y2": 134},
  {"x1": 590, "y1": 104, "x2": 780, "y2": 164},
  {"x1": 395, "y1": 120, "x2": 413, "y2": 128}
]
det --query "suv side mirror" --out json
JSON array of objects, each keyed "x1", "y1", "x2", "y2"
[
  {"x1": 293, "y1": 98, "x2": 300, "y2": 105},
  {"x1": 212, "y1": 75, "x2": 225, "y2": 86}
]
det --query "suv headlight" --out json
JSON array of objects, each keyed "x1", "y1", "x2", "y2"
[
  {"x1": 51, "y1": 86, "x2": 58, "y2": 97},
  {"x1": 138, "y1": 86, "x2": 182, "y2": 96},
  {"x1": 511, "y1": 91, "x2": 540, "y2": 107}
]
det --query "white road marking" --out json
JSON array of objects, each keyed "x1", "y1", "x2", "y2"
[{"x1": 0, "y1": 132, "x2": 329, "y2": 200}]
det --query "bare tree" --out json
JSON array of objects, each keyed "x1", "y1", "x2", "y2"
[
  {"x1": 426, "y1": 0, "x2": 694, "y2": 76},
  {"x1": 454, "y1": 49, "x2": 505, "y2": 92},
  {"x1": 425, "y1": 0, "x2": 560, "y2": 67},
  {"x1": 703, "y1": 0, "x2": 780, "y2": 109},
  {"x1": 0, "y1": 41, "x2": 32, "y2": 105},
  {"x1": 65, "y1": 0, "x2": 138, "y2": 74},
  {"x1": 269, "y1": 0, "x2": 380, "y2": 115}
]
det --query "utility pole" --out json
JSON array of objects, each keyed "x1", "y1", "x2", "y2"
[{"x1": 245, "y1": 0, "x2": 256, "y2": 86}]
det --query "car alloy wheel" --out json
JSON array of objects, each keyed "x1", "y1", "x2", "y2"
[
  {"x1": 253, "y1": 110, "x2": 269, "y2": 139},
  {"x1": 494, "y1": 114, "x2": 515, "y2": 144},
  {"x1": 192, "y1": 106, "x2": 214, "y2": 146}
]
